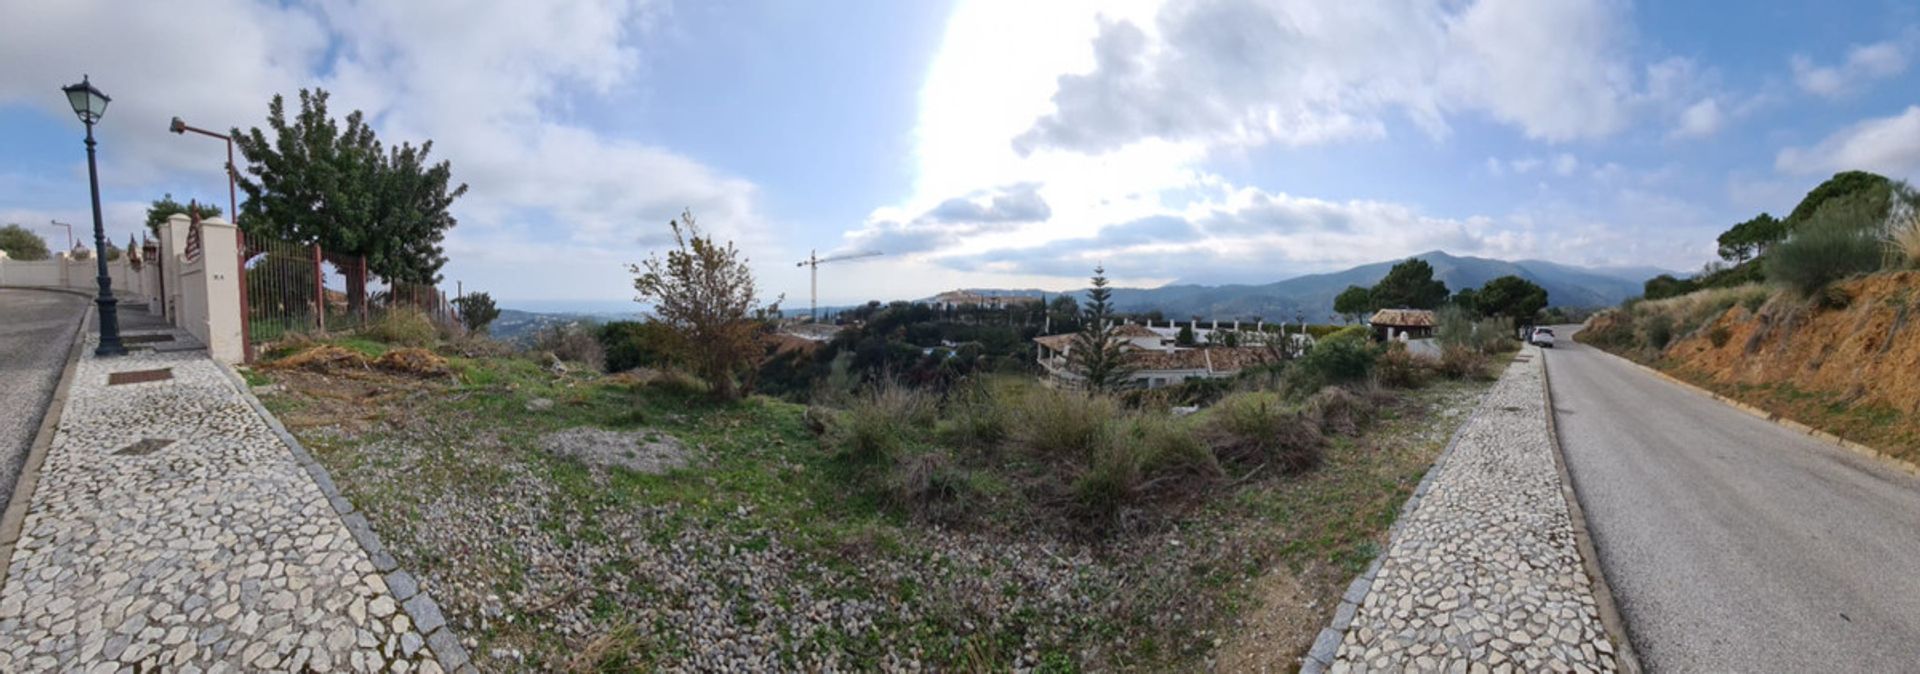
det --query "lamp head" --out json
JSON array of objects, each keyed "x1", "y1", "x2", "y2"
[
  {"x1": 170, "y1": 117, "x2": 188, "y2": 134},
  {"x1": 60, "y1": 75, "x2": 110, "y2": 124}
]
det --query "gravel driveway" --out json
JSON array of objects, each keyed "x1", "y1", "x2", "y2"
[{"x1": 0, "y1": 289, "x2": 87, "y2": 510}]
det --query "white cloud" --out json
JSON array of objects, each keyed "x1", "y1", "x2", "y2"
[
  {"x1": 1791, "y1": 40, "x2": 1910, "y2": 98},
  {"x1": 1671, "y1": 98, "x2": 1724, "y2": 139},
  {"x1": 0, "y1": 0, "x2": 765, "y2": 301},
  {"x1": 1776, "y1": 106, "x2": 1920, "y2": 179},
  {"x1": 1552, "y1": 153, "x2": 1581, "y2": 177},
  {"x1": 1011, "y1": 0, "x2": 1641, "y2": 156}
]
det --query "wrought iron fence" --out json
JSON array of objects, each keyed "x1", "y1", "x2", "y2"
[{"x1": 242, "y1": 235, "x2": 458, "y2": 354}]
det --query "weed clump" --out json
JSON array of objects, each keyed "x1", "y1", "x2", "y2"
[
  {"x1": 1012, "y1": 388, "x2": 1117, "y2": 461},
  {"x1": 1206, "y1": 392, "x2": 1324, "y2": 471},
  {"x1": 364, "y1": 308, "x2": 438, "y2": 347},
  {"x1": 834, "y1": 384, "x2": 936, "y2": 463},
  {"x1": 1305, "y1": 386, "x2": 1374, "y2": 436}
]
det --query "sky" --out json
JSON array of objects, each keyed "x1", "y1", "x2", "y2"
[{"x1": 3, "y1": 0, "x2": 1919, "y2": 311}]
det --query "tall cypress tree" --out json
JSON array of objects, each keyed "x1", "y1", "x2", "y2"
[{"x1": 1070, "y1": 266, "x2": 1134, "y2": 392}]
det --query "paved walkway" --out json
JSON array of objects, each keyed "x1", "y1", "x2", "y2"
[
  {"x1": 0, "y1": 336, "x2": 455, "y2": 673},
  {"x1": 1324, "y1": 348, "x2": 1619, "y2": 673},
  {"x1": 0, "y1": 289, "x2": 89, "y2": 510}
]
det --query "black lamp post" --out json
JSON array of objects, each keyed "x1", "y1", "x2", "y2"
[{"x1": 62, "y1": 75, "x2": 125, "y2": 356}]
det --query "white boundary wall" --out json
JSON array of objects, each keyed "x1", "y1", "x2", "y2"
[{"x1": 2, "y1": 214, "x2": 244, "y2": 363}]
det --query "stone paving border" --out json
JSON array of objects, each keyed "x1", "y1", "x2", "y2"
[
  {"x1": 1576, "y1": 338, "x2": 1920, "y2": 479},
  {"x1": 1299, "y1": 367, "x2": 1489, "y2": 672},
  {"x1": 1539, "y1": 354, "x2": 1643, "y2": 674},
  {"x1": 214, "y1": 362, "x2": 476, "y2": 673},
  {"x1": 0, "y1": 296, "x2": 90, "y2": 590}
]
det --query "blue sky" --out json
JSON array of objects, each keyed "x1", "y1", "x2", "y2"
[{"x1": 3, "y1": 1, "x2": 1919, "y2": 309}]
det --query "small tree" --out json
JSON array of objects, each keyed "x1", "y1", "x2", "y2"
[
  {"x1": 0, "y1": 224, "x2": 50, "y2": 261},
  {"x1": 453, "y1": 292, "x2": 501, "y2": 334},
  {"x1": 1175, "y1": 323, "x2": 1197, "y2": 346},
  {"x1": 1333, "y1": 285, "x2": 1372, "y2": 323},
  {"x1": 630, "y1": 210, "x2": 777, "y2": 401},
  {"x1": 1070, "y1": 266, "x2": 1134, "y2": 392},
  {"x1": 145, "y1": 194, "x2": 222, "y2": 235}
]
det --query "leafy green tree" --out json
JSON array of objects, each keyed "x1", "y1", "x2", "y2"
[
  {"x1": 631, "y1": 210, "x2": 777, "y2": 401},
  {"x1": 1474, "y1": 275, "x2": 1548, "y2": 324},
  {"x1": 1333, "y1": 285, "x2": 1373, "y2": 323},
  {"x1": 1175, "y1": 323, "x2": 1196, "y2": 346},
  {"x1": 1716, "y1": 213, "x2": 1784, "y2": 263},
  {"x1": 1449, "y1": 287, "x2": 1481, "y2": 315},
  {"x1": 1070, "y1": 266, "x2": 1134, "y2": 392},
  {"x1": 234, "y1": 89, "x2": 468, "y2": 306},
  {"x1": 1784, "y1": 171, "x2": 1892, "y2": 230},
  {"x1": 1642, "y1": 274, "x2": 1698, "y2": 300},
  {"x1": 1369, "y1": 259, "x2": 1449, "y2": 310},
  {"x1": 453, "y1": 292, "x2": 501, "y2": 334},
  {"x1": 0, "y1": 224, "x2": 50, "y2": 261},
  {"x1": 144, "y1": 194, "x2": 222, "y2": 235}
]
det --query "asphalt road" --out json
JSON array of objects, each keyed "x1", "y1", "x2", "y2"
[
  {"x1": 1543, "y1": 327, "x2": 1920, "y2": 672},
  {"x1": 0, "y1": 289, "x2": 88, "y2": 511}
]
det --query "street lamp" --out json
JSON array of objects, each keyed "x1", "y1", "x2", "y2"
[
  {"x1": 61, "y1": 75, "x2": 125, "y2": 356},
  {"x1": 49, "y1": 219, "x2": 73, "y2": 251},
  {"x1": 168, "y1": 116, "x2": 239, "y2": 226}
]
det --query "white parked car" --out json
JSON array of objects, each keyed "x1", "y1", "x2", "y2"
[{"x1": 1529, "y1": 327, "x2": 1556, "y2": 348}]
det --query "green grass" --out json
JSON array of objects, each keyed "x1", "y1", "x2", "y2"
[{"x1": 254, "y1": 339, "x2": 1501, "y2": 672}]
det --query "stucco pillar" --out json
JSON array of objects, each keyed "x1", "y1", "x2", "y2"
[{"x1": 193, "y1": 217, "x2": 246, "y2": 363}]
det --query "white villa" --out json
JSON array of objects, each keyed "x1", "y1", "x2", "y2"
[{"x1": 1033, "y1": 321, "x2": 1304, "y2": 389}]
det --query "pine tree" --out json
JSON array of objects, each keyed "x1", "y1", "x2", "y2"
[{"x1": 1070, "y1": 266, "x2": 1134, "y2": 392}]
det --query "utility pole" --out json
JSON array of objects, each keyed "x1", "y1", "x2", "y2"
[{"x1": 795, "y1": 249, "x2": 881, "y2": 321}]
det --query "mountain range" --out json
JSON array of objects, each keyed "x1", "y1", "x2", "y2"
[{"x1": 954, "y1": 251, "x2": 1663, "y2": 321}]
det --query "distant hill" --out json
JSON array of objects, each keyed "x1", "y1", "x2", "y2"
[{"x1": 951, "y1": 251, "x2": 1655, "y2": 321}]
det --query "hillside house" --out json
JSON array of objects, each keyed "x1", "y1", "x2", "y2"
[
  {"x1": 1369, "y1": 308, "x2": 1437, "y2": 341},
  {"x1": 1033, "y1": 326, "x2": 1276, "y2": 389},
  {"x1": 926, "y1": 290, "x2": 1043, "y2": 311}
]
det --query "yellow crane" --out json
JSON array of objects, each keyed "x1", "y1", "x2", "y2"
[{"x1": 795, "y1": 249, "x2": 882, "y2": 321}]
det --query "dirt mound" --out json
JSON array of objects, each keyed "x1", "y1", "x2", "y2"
[
  {"x1": 1665, "y1": 271, "x2": 1920, "y2": 414},
  {"x1": 373, "y1": 348, "x2": 451, "y2": 377},
  {"x1": 265, "y1": 345, "x2": 370, "y2": 373}
]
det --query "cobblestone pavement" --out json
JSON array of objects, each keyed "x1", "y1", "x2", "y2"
[
  {"x1": 1326, "y1": 349, "x2": 1619, "y2": 673},
  {"x1": 0, "y1": 339, "x2": 453, "y2": 672}
]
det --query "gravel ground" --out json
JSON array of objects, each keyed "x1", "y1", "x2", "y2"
[
  {"x1": 1329, "y1": 348, "x2": 1617, "y2": 673},
  {"x1": 0, "y1": 289, "x2": 87, "y2": 512}
]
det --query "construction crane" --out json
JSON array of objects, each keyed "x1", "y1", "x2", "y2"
[{"x1": 795, "y1": 249, "x2": 882, "y2": 321}]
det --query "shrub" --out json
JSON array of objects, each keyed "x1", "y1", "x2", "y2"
[
  {"x1": 1207, "y1": 393, "x2": 1324, "y2": 471},
  {"x1": 364, "y1": 308, "x2": 437, "y2": 347},
  {"x1": 598, "y1": 320, "x2": 678, "y2": 373},
  {"x1": 1305, "y1": 386, "x2": 1373, "y2": 436},
  {"x1": 1887, "y1": 201, "x2": 1920, "y2": 268},
  {"x1": 936, "y1": 382, "x2": 1010, "y2": 450},
  {"x1": 1643, "y1": 314, "x2": 1675, "y2": 350},
  {"x1": 452, "y1": 292, "x2": 501, "y2": 334},
  {"x1": 1708, "y1": 325, "x2": 1732, "y2": 348},
  {"x1": 1767, "y1": 194, "x2": 1886, "y2": 296},
  {"x1": 1374, "y1": 342, "x2": 1430, "y2": 389},
  {"x1": 1436, "y1": 345, "x2": 1491, "y2": 380},
  {"x1": 531, "y1": 324, "x2": 606, "y2": 371},
  {"x1": 1131, "y1": 414, "x2": 1221, "y2": 482},
  {"x1": 1073, "y1": 438, "x2": 1146, "y2": 521},
  {"x1": 886, "y1": 450, "x2": 976, "y2": 523},
  {"x1": 1012, "y1": 388, "x2": 1117, "y2": 461},
  {"x1": 1292, "y1": 336, "x2": 1377, "y2": 392},
  {"x1": 835, "y1": 384, "x2": 936, "y2": 463}
]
